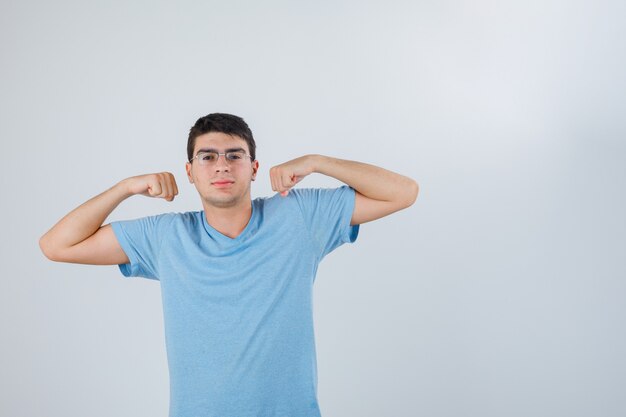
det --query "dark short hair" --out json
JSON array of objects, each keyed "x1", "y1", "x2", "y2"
[{"x1": 187, "y1": 113, "x2": 256, "y2": 162}]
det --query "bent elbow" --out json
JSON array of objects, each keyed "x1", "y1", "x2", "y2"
[
  {"x1": 39, "y1": 235, "x2": 60, "y2": 262},
  {"x1": 403, "y1": 179, "x2": 419, "y2": 208}
]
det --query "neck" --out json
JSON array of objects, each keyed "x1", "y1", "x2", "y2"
[{"x1": 202, "y1": 199, "x2": 253, "y2": 239}]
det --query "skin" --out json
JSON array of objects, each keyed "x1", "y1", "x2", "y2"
[
  {"x1": 185, "y1": 132, "x2": 259, "y2": 238},
  {"x1": 39, "y1": 133, "x2": 419, "y2": 264}
]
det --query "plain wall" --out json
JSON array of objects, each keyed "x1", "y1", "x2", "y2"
[{"x1": 1, "y1": 1, "x2": 625, "y2": 416}]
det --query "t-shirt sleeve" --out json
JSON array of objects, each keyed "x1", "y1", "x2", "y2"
[
  {"x1": 109, "y1": 213, "x2": 175, "y2": 280},
  {"x1": 292, "y1": 186, "x2": 360, "y2": 259}
]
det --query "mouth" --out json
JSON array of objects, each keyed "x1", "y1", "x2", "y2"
[{"x1": 212, "y1": 180, "x2": 234, "y2": 188}]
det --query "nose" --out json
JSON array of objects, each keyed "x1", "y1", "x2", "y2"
[{"x1": 214, "y1": 154, "x2": 230, "y2": 172}]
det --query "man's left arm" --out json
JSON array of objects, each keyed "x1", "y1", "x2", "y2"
[{"x1": 269, "y1": 154, "x2": 419, "y2": 225}]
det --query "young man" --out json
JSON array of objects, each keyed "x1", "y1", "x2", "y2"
[{"x1": 40, "y1": 113, "x2": 418, "y2": 417}]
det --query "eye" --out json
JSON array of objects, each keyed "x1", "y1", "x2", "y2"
[
  {"x1": 200, "y1": 152, "x2": 217, "y2": 161},
  {"x1": 227, "y1": 152, "x2": 244, "y2": 160}
]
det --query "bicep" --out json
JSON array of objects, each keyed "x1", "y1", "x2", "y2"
[
  {"x1": 49, "y1": 224, "x2": 130, "y2": 265},
  {"x1": 350, "y1": 191, "x2": 408, "y2": 226}
]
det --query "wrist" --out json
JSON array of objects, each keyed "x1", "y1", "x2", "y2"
[{"x1": 115, "y1": 178, "x2": 137, "y2": 199}]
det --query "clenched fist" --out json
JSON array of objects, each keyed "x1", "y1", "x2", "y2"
[
  {"x1": 269, "y1": 155, "x2": 319, "y2": 197},
  {"x1": 123, "y1": 172, "x2": 179, "y2": 201}
]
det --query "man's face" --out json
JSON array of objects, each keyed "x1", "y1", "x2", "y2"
[{"x1": 185, "y1": 132, "x2": 258, "y2": 209}]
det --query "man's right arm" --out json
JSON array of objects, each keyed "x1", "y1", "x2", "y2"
[{"x1": 39, "y1": 172, "x2": 178, "y2": 265}]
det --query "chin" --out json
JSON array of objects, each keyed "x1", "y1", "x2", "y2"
[{"x1": 203, "y1": 194, "x2": 241, "y2": 208}]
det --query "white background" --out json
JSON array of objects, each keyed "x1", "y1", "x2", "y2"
[{"x1": 1, "y1": 1, "x2": 625, "y2": 416}]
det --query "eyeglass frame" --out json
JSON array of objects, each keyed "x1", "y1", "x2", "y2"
[{"x1": 188, "y1": 148, "x2": 254, "y2": 165}]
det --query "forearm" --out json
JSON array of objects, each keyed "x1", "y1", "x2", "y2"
[
  {"x1": 311, "y1": 155, "x2": 418, "y2": 205},
  {"x1": 39, "y1": 180, "x2": 132, "y2": 256}
]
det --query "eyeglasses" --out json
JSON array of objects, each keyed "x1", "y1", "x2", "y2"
[{"x1": 189, "y1": 150, "x2": 253, "y2": 166}]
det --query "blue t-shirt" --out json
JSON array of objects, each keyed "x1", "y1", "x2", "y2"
[{"x1": 110, "y1": 186, "x2": 359, "y2": 417}]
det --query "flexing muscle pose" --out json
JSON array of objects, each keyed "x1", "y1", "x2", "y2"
[{"x1": 40, "y1": 113, "x2": 418, "y2": 417}]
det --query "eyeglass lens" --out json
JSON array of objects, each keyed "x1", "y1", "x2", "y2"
[{"x1": 197, "y1": 151, "x2": 247, "y2": 165}]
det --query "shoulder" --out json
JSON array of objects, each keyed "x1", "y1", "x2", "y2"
[
  {"x1": 121, "y1": 211, "x2": 202, "y2": 230},
  {"x1": 263, "y1": 186, "x2": 351, "y2": 201},
  {"x1": 145, "y1": 211, "x2": 206, "y2": 241},
  {"x1": 288, "y1": 186, "x2": 354, "y2": 205},
  {"x1": 260, "y1": 186, "x2": 355, "y2": 207},
  {"x1": 258, "y1": 187, "x2": 354, "y2": 218},
  {"x1": 166, "y1": 211, "x2": 204, "y2": 227}
]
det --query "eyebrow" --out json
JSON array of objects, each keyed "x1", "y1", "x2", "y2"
[{"x1": 196, "y1": 147, "x2": 246, "y2": 154}]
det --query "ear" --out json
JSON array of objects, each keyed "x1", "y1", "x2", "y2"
[
  {"x1": 185, "y1": 162, "x2": 194, "y2": 183},
  {"x1": 251, "y1": 160, "x2": 259, "y2": 181}
]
